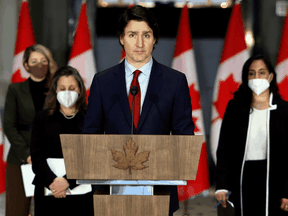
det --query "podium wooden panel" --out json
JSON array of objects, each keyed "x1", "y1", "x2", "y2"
[
  {"x1": 60, "y1": 134, "x2": 204, "y2": 216},
  {"x1": 93, "y1": 190, "x2": 170, "y2": 216},
  {"x1": 60, "y1": 134, "x2": 203, "y2": 180}
]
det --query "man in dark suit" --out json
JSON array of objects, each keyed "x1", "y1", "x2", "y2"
[{"x1": 82, "y1": 5, "x2": 195, "y2": 216}]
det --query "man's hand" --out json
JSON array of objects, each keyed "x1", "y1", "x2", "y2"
[
  {"x1": 215, "y1": 191, "x2": 229, "y2": 208},
  {"x1": 280, "y1": 198, "x2": 288, "y2": 211}
]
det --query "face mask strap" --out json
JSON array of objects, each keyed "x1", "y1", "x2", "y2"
[{"x1": 267, "y1": 74, "x2": 272, "y2": 83}]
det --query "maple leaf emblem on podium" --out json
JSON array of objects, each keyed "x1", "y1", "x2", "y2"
[{"x1": 110, "y1": 137, "x2": 150, "y2": 175}]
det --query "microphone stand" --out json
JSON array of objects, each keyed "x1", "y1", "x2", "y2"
[{"x1": 130, "y1": 86, "x2": 138, "y2": 135}]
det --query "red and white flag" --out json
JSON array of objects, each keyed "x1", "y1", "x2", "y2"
[
  {"x1": 0, "y1": 0, "x2": 35, "y2": 194},
  {"x1": 172, "y1": 5, "x2": 210, "y2": 202},
  {"x1": 0, "y1": 117, "x2": 6, "y2": 194},
  {"x1": 276, "y1": 5, "x2": 288, "y2": 101},
  {"x1": 68, "y1": 0, "x2": 96, "y2": 101},
  {"x1": 11, "y1": 0, "x2": 36, "y2": 83},
  {"x1": 210, "y1": 1, "x2": 249, "y2": 163}
]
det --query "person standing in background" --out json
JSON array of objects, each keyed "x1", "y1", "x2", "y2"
[
  {"x1": 30, "y1": 66, "x2": 94, "y2": 216},
  {"x1": 4, "y1": 44, "x2": 57, "y2": 216},
  {"x1": 215, "y1": 55, "x2": 288, "y2": 216}
]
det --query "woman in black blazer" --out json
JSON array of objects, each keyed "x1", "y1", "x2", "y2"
[
  {"x1": 30, "y1": 66, "x2": 94, "y2": 216},
  {"x1": 215, "y1": 55, "x2": 288, "y2": 216},
  {"x1": 4, "y1": 44, "x2": 57, "y2": 216}
]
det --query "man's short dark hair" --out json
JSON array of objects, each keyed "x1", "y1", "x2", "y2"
[{"x1": 117, "y1": 5, "x2": 159, "y2": 48}]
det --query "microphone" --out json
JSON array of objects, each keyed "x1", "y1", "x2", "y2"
[
  {"x1": 130, "y1": 86, "x2": 138, "y2": 96},
  {"x1": 130, "y1": 86, "x2": 138, "y2": 135}
]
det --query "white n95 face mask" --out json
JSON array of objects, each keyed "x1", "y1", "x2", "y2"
[
  {"x1": 57, "y1": 90, "x2": 79, "y2": 108},
  {"x1": 248, "y1": 77, "x2": 270, "y2": 96}
]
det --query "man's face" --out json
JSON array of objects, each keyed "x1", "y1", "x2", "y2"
[{"x1": 120, "y1": 20, "x2": 156, "y2": 68}]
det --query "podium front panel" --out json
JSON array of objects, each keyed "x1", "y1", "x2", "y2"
[{"x1": 60, "y1": 134, "x2": 203, "y2": 180}]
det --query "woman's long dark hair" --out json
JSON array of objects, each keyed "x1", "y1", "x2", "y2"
[
  {"x1": 233, "y1": 54, "x2": 281, "y2": 111},
  {"x1": 48, "y1": 66, "x2": 87, "y2": 115}
]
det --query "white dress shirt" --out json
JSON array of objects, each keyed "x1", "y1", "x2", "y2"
[{"x1": 125, "y1": 57, "x2": 153, "y2": 113}]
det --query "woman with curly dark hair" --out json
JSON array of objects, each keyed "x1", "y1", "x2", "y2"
[
  {"x1": 215, "y1": 54, "x2": 288, "y2": 216},
  {"x1": 30, "y1": 66, "x2": 93, "y2": 216}
]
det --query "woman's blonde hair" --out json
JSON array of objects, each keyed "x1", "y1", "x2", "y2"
[{"x1": 22, "y1": 44, "x2": 58, "y2": 75}]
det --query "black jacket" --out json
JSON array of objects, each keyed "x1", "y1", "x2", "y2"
[
  {"x1": 4, "y1": 79, "x2": 47, "y2": 165},
  {"x1": 216, "y1": 95, "x2": 288, "y2": 215},
  {"x1": 30, "y1": 109, "x2": 84, "y2": 188}
]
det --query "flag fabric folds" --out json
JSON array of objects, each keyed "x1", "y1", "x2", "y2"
[
  {"x1": 276, "y1": 5, "x2": 288, "y2": 101},
  {"x1": 210, "y1": 2, "x2": 249, "y2": 164},
  {"x1": 11, "y1": 0, "x2": 36, "y2": 83},
  {"x1": 172, "y1": 5, "x2": 210, "y2": 202},
  {"x1": 68, "y1": 0, "x2": 96, "y2": 101},
  {"x1": 0, "y1": 117, "x2": 6, "y2": 194},
  {"x1": 0, "y1": 0, "x2": 35, "y2": 194}
]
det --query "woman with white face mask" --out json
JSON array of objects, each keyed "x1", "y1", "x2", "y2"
[
  {"x1": 215, "y1": 55, "x2": 288, "y2": 216},
  {"x1": 30, "y1": 66, "x2": 94, "y2": 216}
]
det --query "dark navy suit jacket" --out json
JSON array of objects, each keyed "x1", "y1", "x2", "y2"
[{"x1": 82, "y1": 58, "x2": 195, "y2": 213}]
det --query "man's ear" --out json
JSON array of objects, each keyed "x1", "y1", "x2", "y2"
[{"x1": 120, "y1": 36, "x2": 124, "y2": 46}]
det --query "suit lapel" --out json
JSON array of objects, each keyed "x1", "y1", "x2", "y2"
[
  {"x1": 137, "y1": 59, "x2": 163, "y2": 131},
  {"x1": 20, "y1": 79, "x2": 36, "y2": 119},
  {"x1": 111, "y1": 61, "x2": 132, "y2": 127}
]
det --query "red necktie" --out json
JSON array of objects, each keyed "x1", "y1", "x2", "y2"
[{"x1": 128, "y1": 70, "x2": 141, "y2": 129}]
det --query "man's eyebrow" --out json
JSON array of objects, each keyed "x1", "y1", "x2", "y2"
[{"x1": 127, "y1": 31, "x2": 152, "y2": 34}]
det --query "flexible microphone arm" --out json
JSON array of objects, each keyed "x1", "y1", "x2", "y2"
[{"x1": 130, "y1": 86, "x2": 138, "y2": 135}]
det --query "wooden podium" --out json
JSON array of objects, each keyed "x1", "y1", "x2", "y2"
[{"x1": 60, "y1": 134, "x2": 203, "y2": 216}]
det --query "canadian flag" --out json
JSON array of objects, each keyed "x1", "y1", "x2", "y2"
[
  {"x1": 0, "y1": 0, "x2": 35, "y2": 194},
  {"x1": 210, "y1": 1, "x2": 249, "y2": 163},
  {"x1": 276, "y1": 5, "x2": 288, "y2": 101},
  {"x1": 11, "y1": 0, "x2": 36, "y2": 83},
  {"x1": 172, "y1": 5, "x2": 210, "y2": 202},
  {"x1": 68, "y1": 0, "x2": 96, "y2": 100},
  {"x1": 0, "y1": 117, "x2": 6, "y2": 194}
]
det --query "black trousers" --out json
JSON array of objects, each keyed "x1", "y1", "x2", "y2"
[
  {"x1": 34, "y1": 184, "x2": 94, "y2": 216},
  {"x1": 242, "y1": 160, "x2": 267, "y2": 216}
]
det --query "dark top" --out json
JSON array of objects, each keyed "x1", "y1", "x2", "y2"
[
  {"x1": 28, "y1": 78, "x2": 48, "y2": 112},
  {"x1": 4, "y1": 79, "x2": 48, "y2": 165},
  {"x1": 216, "y1": 96, "x2": 288, "y2": 215},
  {"x1": 30, "y1": 109, "x2": 84, "y2": 188}
]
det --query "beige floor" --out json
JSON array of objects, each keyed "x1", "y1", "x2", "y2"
[{"x1": 0, "y1": 187, "x2": 217, "y2": 216}]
